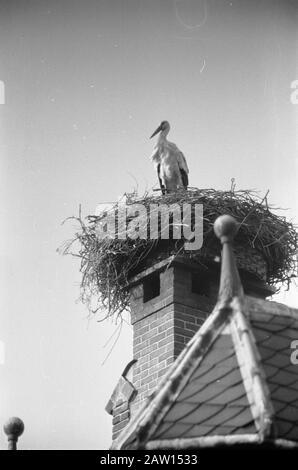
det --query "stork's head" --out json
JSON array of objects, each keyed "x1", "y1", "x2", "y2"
[{"x1": 150, "y1": 120, "x2": 170, "y2": 139}]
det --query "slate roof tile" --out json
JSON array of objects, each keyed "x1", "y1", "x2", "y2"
[
  {"x1": 202, "y1": 405, "x2": 252, "y2": 427},
  {"x1": 170, "y1": 403, "x2": 224, "y2": 426},
  {"x1": 271, "y1": 353, "x2": 293, "y2": 370},
  {"x1": 270, "y1": 369, "x2": 298, "y2": 387},
  {"x1": 150, "y1": 332, "x2": 256, "y2": 441},
  {"x1": 271, "y1": 385, "x2": 298, "y2": 404},
  {"x1": 161, "y1": 402, "x2": 197, "y2": 422},
  {"x1": 278, "y1": 327, "x2": 298, "y2": 341},
  {"x1": 205, "y1": 384, "x2": 247, "y2": 405},
  {"x1": 276, "y1": 419, "x2": 295, "y2": 437},
  {"x1": 285, "y1": 428, "x2": 298, "y2": 441},
  {"x1": 289, "y1": 378, "x2": 298, "y2": 391},
  {"x1": 259, "y1": 346, "x2": 289, "y2": 367},
  {"x1": 228, "y1": 394, "x2": 251, "y2": 407},
  {"x1": 252, "y1": 321, "x2": 287, "y2": 333},
  {"x1": 272, "y1": 399, "x2": 289, "y2": 414},
  {"x1": 250, "y1": 312, "x2": 298, "y2": 441},
  {"x1": 191, "y1": 364, "x2": 236, "y2": 385},
  {"x1": 212, "y1": 368, "x2": 243, "y2": 387},
  {"x1": 277, "y1": 404, "x2": 298, "y2": 423},
  {"x1": 261, "y1": 335, "x2": 291, "y2": 352},
  {"x1": 153, "y1": 422, "x2": 193, "y2": 439},
  {"x1": 232, "y1": 423, "x2": 257, "y2": 434},
  {"x1": 200, "y1": 349, "x2": 234, "y2": 367}
]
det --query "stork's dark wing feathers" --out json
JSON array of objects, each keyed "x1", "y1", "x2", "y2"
[
  {"x1": 180, "y1": 168, "x2": 188, "y2": 189},
  {"x1": 175, "y1": 150, "x2": 189, "y2": 190}
]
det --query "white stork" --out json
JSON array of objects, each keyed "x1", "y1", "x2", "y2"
[{"x1": 150, "y1": 121, "x2": 189, "y2": 194}]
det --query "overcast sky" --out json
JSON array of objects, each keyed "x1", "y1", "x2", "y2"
[{"x1": 0, "y1": 0, "x2": 297, "y2": 449}]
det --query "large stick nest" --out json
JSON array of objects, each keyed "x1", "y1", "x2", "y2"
[{"x1": 60, "y1": 188, "x2": 298, "y2": 320}]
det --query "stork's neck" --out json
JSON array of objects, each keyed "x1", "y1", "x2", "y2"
[{"x1": 158, "y1": 128, "x2": 169, "y2": 144}]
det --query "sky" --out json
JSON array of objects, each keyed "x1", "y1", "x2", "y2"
[{"x1": 0, "y1": 0, "x2": 297, "y2": 449}]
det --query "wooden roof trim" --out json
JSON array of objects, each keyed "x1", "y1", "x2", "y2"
[{"x1": 145, "y1": 435, "x2": 298, "y2": 450}]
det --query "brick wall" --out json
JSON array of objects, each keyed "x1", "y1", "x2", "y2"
[
  {"x1": 130, "y1": 261, "x2": 216, "y2": 414},
  {"x1": 111, "y1": 401, "x2": 131, "y2": 440}
]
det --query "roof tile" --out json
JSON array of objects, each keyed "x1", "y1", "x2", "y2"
[
  {"x1": 151, "y1": 333, "x2": 255, "y2": 441},
  {"x1": 270, "y1": 369, "x2": 298, "y2": 387},
  {"x1": 154, "y1": 422, "x2": 193, "y2": 439},
  {"x1": 176, "y1": 403, "x2": 224, "y2": 425},
  {"x1": 204, "y1": 405, "x2": 253, "y2": 428},
  {"x1": 251, "y1": 312, "x2": 298, "y2": 441}
]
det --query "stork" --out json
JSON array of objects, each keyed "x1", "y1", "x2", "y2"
[{"x1": 150, "y1": 121, "x2": 189, "y2": 194}]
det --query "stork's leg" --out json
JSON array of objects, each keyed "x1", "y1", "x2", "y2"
[
  {"x1": 157, "y1": 163, "x2": 166, "y2": 195},
  {"x1": 160, "y1": 182, "x2": 166, "y2": 195}
]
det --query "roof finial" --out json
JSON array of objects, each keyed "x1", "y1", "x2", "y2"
[
  {"x1": 3, "y1": 417, "x2": 24, "y2": 450},
  {"x1": 214, "y1": 215, "x2": 244, "y2": 302}
]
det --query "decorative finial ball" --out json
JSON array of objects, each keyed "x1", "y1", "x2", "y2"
[
  {"x1": 3, "y1": 417, "x2": 24, "y2": 438},
  {"x1": 214, "y1": 215, "x2": 239, "y2": 242}
]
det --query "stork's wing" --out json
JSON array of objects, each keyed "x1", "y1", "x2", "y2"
[
  {"x1": 150, "y1": 147, "x2": 160, "y2": 166},
  {"x1": 176, "y1": 151, "x2": 189, "y2": 189},
  {"x1": 180, "y1": 168, "x2": 188, "y2": 189},
  {"x1": 176, "y1": 151, "x2": 189, "y2": 173},
  {"x1": 150, "y1": 148, "x2": 165, "y2": 193}
]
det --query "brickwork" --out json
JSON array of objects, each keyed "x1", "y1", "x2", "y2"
[
  {"x1": 130, "y1": 263, "x2": 216, "y2": 413},
  {"x1": 105, "y1": 364, "x2": 137, "y2": 441},
  {"x1": 112, "y1": 401, "x2": 131, "y2": 440}
]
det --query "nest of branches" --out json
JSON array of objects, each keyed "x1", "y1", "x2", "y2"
[{"x1": 60, "y1": 188, "x2": 298, "y2": 320}]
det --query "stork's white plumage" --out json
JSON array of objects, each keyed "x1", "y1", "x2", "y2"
[{"x1": 150, "y1": 121, "x2": 189, "y2": 194}]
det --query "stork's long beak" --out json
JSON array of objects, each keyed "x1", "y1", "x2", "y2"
[{"x1": 150, "y1": 124, "x2": 162, "y2": 139}]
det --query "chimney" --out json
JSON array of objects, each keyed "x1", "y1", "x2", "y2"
[
  {"x1": 128, "y1": 247, "x2": 274, "y2": 417},
  {"x1": 128, "y1": 257, "x2": 214, "y2": 416}
]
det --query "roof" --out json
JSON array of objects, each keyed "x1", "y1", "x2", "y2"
[{"x1": 111, "y1": 215, "x2": 298, "y2": 450}]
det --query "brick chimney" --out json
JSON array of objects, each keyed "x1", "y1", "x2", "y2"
[
  {"x1": 107, "y1": 245, "x2": 275, "y2": 438},
  {"x1": 129, "y1": 257, "x2": 214, "y2": 415}
]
